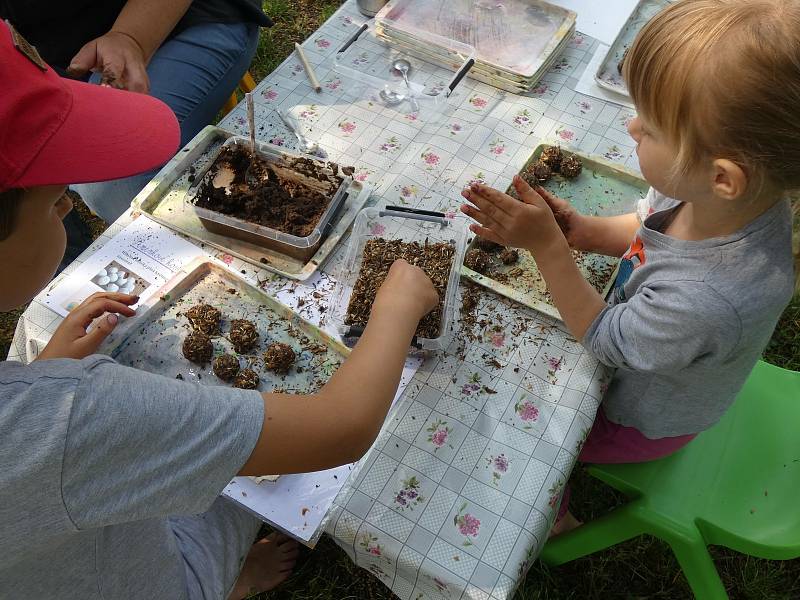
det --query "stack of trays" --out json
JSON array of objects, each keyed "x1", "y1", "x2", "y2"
[{"x1": 375, "y1": 0, "x2": 576, "y2": 94}]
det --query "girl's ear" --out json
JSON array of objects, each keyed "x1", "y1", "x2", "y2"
[{"x1": 711, "y1": 158, "x2": 748, "y2": 201}]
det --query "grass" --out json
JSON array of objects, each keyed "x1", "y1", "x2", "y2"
[{"x1": 1, "y1": 1, "x2": 798, "y2": 597}]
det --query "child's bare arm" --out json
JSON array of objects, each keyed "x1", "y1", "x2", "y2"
[
  {"x1": 461, "y1": 176, "x2": 608, "y2": 339},
  {"x1": 534, "y1": 185, "x2": 640, "y2": 257},
  {"x1": 239, "y1": 259, "x2": 438, "y2": 476}
]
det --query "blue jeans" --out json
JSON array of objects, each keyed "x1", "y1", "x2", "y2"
[{"x1": 74, "y1": 21, "x2": 259, "y2": 222}]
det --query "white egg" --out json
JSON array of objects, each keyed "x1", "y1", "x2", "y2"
[
  {"x1": 122, "y1": 282, "x2": 135, "y2": 293},
  {"x1": 108, "y1": 266, "x2": 118, "y2": 274},
  {"x1": 116, "y1": 277, "x2": 129, "y2": 287},
  {"x1": 105, "y1": 283, "x2": 119, "y2": 292},
  {"x1": 108, "y1": 273, "x2": 119, "y2": 283},
  {"x1": 96, "y1": 268, "x2": 107, "y2": 278},
  {"x1": 96, "y1": 275, "x2": 110, "y2": 286}
]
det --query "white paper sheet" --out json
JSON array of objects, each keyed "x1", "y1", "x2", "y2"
[
  {"x1": 545, "y1": 0, "x2": 639, "y2": 45},
  {"x1": 575, "y1": 43, "x2": 635, "y2": 109},
  {"x1": 43, "y1": 216, "x2": 203, "y2": 318}
]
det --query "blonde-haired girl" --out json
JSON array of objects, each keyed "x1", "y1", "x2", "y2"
[{"x1": 460, "y1": 0, "x2": 799, "y2": 533}]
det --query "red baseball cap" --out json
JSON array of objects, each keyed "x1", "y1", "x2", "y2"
[{"x1": 0, "y1": 19, "x2": 180, "y2": 192}]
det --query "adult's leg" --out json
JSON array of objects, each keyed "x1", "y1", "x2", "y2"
[{"x1": 74, "y1": 21, "x2": 259, "y2": 222}]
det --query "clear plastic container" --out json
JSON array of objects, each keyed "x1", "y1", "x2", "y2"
[
  {"x1": 187, "y1": 136, "x2": 351, "y2": 262},
  {"x1": 331, "y1": 207, "x2": 468, "y2": 352},
  {"x1": 332, "y1": 22, "x2": 475, "y2": 120}
]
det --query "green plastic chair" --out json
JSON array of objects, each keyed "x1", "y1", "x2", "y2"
[{"x1": 540, "y1": 360, "x2": 800, "y2": 599}]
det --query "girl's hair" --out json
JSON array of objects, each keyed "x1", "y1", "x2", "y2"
[{"x1": 623, "y1": 0, "x2": 800, "y2": 292}]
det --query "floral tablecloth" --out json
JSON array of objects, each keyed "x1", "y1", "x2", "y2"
[{"x1": 10, "y1": 1, "x2": 642, "y2": 598}]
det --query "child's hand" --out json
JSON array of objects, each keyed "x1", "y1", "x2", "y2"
[
  {"x1": 37, "y1": 292, "x2": 138, "y2": 361},
  {"x1": 460, "y1": 175, "x2": 567, "y2": 256},
  {"x1": 374, "y1": 259, "x2": 439, "y2": 320},
  {"x1": 533, "y1": 185, "x2": 581, "y2": 246}
]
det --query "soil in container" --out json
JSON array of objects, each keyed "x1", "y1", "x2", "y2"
[{"x1": 345, "y1": 238, "x2": 456, "y2": 340}]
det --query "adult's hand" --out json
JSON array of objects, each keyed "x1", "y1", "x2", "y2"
[{"x1": 67, "y1": 31, "x2": 150, "y2": 93}]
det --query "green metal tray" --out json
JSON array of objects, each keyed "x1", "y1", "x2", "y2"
[{"x1": 461, "y1": 143, "x2": 648, "y2": 321}]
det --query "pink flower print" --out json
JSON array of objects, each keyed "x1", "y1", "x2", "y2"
[
  {"x1": 603, "y1": 144, "x2": 623, "y2": 160},
  {"x1": 338, "y1": 121, "x2": 356, "y2": 135},
  {"x1": 489, "y1": 138, "x2": 506, "y2": 155},
  {"x1": 515, "y1": 397, "x2": 540, "y2": 426},
  {"x1": 421, "y1": 150, "x2": 440, "y2": 169},
  {"x1": 426, "y1": 419, "x2": 451, "y2": 451},
  {"x1": 315, "y1": 38, "x2": 330, "y2": 49},
  {"x1": 400, "y1": 184, "x2": 417, "y2": 198},
  {"x1": 218, "y1": 253, "x2": 234, "y2": 265},
  {"x1": 571, "y1": 34, "x2": 585, "y2": 47},
  {"x1": 461, "y1": 372, "x2": 482, "y2": 396},
  {"x1": 556, "y1": 126, "x2": 575, "y2": 141},
  {"x1": 548, "y1": 479, "x2": 565, "y2": 509},
  {"x1": 547, "y1": 355, "x2": 564, "y2": 372},
  {"x1": 234, "y1": 115, "x2": 246, "y2": 127},
  {"x1": 379, "y1": 136, "x2": 401, "y2": 153},
  {"x1": 342, "y1": 15, "x2": 353, "y2": 25},
  {"x1": 467, "y1": 172, "x2": 486, "y2": 187},
  {"x1": 269, "y1": 136, "x2": 285, "y2": 147},
  {"x1": 493, "y1": 454, "x2": 509, "y2": 473},
  {"x1": 469, "y1": 95, "x2": 488, "y2": 109},
  {"x1": 491, "y1": 332, "x2": 505, "y2": 347},
  {"x1": 298, "y1": 105, "x2": 318, "y2": 120},
  {"x1": 394, "y1": 476, "x2": 424, "y2": 510},
  {"x1": 532, "y1": 83, "x2": 549, "y2": 96},
  {"x1": 485, "y1": 453, "x2": 510, "y2": 486},
  {"x1": 449, "y1": 123, "x2": 463, "y2": 135},
  {"x1": 291, "y1": 63, "x2": 303, "y2": 75},
  {"x1": 325, "y1": 79, "x2": 342, "y2": 91},
  {"x1": 553, "y1": 57, "x2": 571, "y2": 71},
  {"x1": 352, "y1": 52, "x2": 369, "y2": 66},
  {"x1": 369, "y1": 547, "x2": 381, "y2": 556},
  {"x1": 358, "y1": 532, "x2": 388, "y2": 563},
  {"x1": 370, "y1": 223, "x2": 386, "y2": 236},
  {"x1": 445, "y1": 210, "x2": 457, "y2": 220},
  {"x1": 354, "y1": 171, "x2": 369, "y2": 182},
  {"x1": 261, "y1": 88, "x2": 278, "y2": 101},
  {"x1": 513, "y1": 109, "x2": 531, "y2": 126},
  {"x1": 454, "y1": 503, "x2": 480, "y2": 545},
  {"x1": 577, "y1": 100, "x2": 592, "y2": 114},
  {"x1": 405, "y1": 112, "x2": 419, "y2": 121}
]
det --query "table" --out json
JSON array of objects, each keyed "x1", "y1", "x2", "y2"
[{"x1": 11, "y1": 2, "x2": 641, "y2": 598}]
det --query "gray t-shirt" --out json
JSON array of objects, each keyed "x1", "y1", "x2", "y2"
[
  {"x1": 584, "y1": 189, "x2": 794, "y2": 438},
  {"x1": 0, "y1": 355, "x2": 264, "y2": 599}
]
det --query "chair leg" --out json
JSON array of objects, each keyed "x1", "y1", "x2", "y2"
[
  {"x1": 221, "y1": 92, "x2": 239, "y2": 116},
  {"x1": 667, "y1": 533, "x2": 728, "y2": 600},
  {"x1": 539, "y1": 501, "x2": 648, "y2": 566},
  {"x1": 240, "y1": 71, "x2": 257, "y2": 93}
]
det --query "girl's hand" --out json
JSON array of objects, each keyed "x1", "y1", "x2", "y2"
[
  {"x1": 37, "y1": 292, "x2": 138, "y2": 361},
  {"x1": 67, "y1": 31, "x2": 150, "y2": 93},
  {"x1": 460, "y1": 175, "x2": 567, "y2": 256},
  {"x1": 374, "y1": 259, "x2": 439, "y2": 319}
]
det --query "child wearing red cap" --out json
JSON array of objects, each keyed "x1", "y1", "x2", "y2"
[{"x1": 0, "y1": 20, "x2": 438, "y2": 600}]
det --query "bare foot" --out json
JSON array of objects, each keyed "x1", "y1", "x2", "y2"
[
  {"x1": 548, "y1": 510, "x2": 583, "y2": 538},
  {"x1": 228, "y1": 532, "x2": 300, "y2": 599}
]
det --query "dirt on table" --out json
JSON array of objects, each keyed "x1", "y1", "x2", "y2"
[
  {"x1": 345, "y1": 238, "x2": 456, "y2": 340},
  {"x1": 194, "y1": 145, "x2": 344, "y2": 238}
]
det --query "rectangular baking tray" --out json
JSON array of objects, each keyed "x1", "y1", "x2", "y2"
[
  {"x1": 330, "y1": 207, "x2": 468, "y2": 353},
  {"x1": 99, "y1": 258, "x2": 351, "y2": 545},
  {"x1": 461, "y1": 144, "x2": 649, "y2": 321},
  {"x1": 189, "y1": 136, "x2": 350, "y2": 263},
  {"x1": 375, "y1": 0, "x2": 576, "y2": 84},
  {"x1": 595, "y1": 0, "x2": 674, "y2": 96},
  {"x1": 131, "y1": 126, "x2": 372, "y2": 281}
]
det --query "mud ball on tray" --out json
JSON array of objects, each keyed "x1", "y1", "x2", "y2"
[
  {"x1": 474, "y1": 236, "x2": 503, "y2": 253},
  {"x1": 539, "y1": 145, "x2": 563, "y2": 171},
  {"x1": 182, "y1": 331, "x2": 213, "y2": 365},
  {"x1": 185, "y1": 303, "x2": 221, "y2": 335},
  {"x1": 530, "y1": 160, "x2": 552, "y2": 183},
  {"x1": 464, "y1": 248, "x2": 492, "y2": 274},
  {"x1": 233, "y1": 368, "x2": 260, "y2": 390},
  {"x1": 559, "y1": 155, "x2": 583, "y2": 179},
  {"x1": 499, "y1": 248, "x2": 519, "y2": 265},
  {"x1": 213, "y1": 354, "x2": 240, "y2": 382},
  {"x1": 264, "y1": 343, "x2": 296, "y2": 374},
  {"x1": 230, "y1": 319, "x2": 259, "y2": 354}
]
